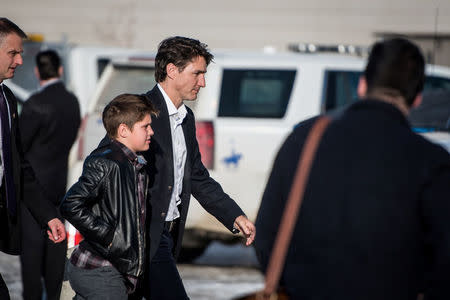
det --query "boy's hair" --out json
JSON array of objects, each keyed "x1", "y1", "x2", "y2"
[
  {"x1": 36, "y1": 49, "x2": 61, "y2": 80},
  {"x1": 102, "y1": 94, "x2": 158, "y2": 139},
  {"x1": 154, "y1": 36, "x2": 214, "y2": 83},
  {"x1": 364, "y1": 37, "x2": 425, "y2": 106}
]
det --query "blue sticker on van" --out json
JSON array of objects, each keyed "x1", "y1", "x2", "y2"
[
  {"x1": 413, "y1": 127, "x2": 436, "y2": 133},
  {"x1": 222, "y1": 149, "x2": 242, "y2": 168}
]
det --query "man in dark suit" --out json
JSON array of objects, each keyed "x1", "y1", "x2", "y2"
[
  {"x1": 127, "y1": 36, "x2": 255, "y2": 299},
  {"x1": 0, "y1": 18, "x2": 67, "y2": 300},
  {"x1": 254, "y1": 38, "x2": 450, "y2": 299},
  {"x1": 19, "y1": 49, "x2": 80, "y2": 300}
]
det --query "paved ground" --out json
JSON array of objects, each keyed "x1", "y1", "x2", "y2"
[
  {"x1": 0, "y1": 252, "x2": 22, "y2": 300},
  {"x1": 1, "y1": 241, "x2": 263, "y2": 300}
]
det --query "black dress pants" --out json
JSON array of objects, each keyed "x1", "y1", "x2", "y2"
[
  {"x1": 129, "y1": 227, "x2": 189, "y2": 300},
  {"x1": 20, "y1": 206, "x2": 67, "y2": 300}
]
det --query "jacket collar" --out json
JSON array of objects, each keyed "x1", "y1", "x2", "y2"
[
  {"x1": 348, "y1": 98, "x2": 411, "y2": 129},
  {"x1": 39, "y1": 78, "x2": 62, "y2": 91}
]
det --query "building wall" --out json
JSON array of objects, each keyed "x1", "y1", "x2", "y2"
[{"x1": 3, "y1": 0, "x2": 450, "y2": 63}]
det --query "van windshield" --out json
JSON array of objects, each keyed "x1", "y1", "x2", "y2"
[{"x1": 93, "y1": 64, "x2": 156, "y2": 113}]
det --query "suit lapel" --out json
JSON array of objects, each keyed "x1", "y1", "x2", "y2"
[
  {"x1": 182, "y1": 113, "x2": 192, "y2": 182},
  {"x1": 147, "y1": 86, "x2": 174, "y2": 182}
]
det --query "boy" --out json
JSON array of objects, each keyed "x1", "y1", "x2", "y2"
[{"x1": 60, "y1": 93, "x2": 157, "y2": 299}]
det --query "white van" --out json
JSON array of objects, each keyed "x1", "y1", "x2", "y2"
[
  {"x1": 70, "y1": 46, "x2": 450, "y2": 258},
  {"x1": 6, "y1": 38, "x2": 150, "y2": 115}
]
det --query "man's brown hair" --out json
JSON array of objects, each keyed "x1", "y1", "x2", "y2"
[
  {"x1": 102, "y1": 94, "x2": 158, "y2": 139},
  {"x1": 154, "y1": 36, "x2": 214, "y2": 83}
]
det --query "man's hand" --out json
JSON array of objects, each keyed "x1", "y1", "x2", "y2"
[
  {"x1": 233, "y1": 215, "x2": 256, "y2": 246},
  {"x1": 46, "y1": 218, "x2": 66, "y2": 243}
]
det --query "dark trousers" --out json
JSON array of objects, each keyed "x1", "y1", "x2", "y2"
[
  {"x1": 20, "y1": 206, "x2": 67, "y2": 300},
  {"x1": 129, "y1": 228, "x2": 189, "y2": 300},
  {"x1": 0, "y1": 273, "x2": 10, "y2": 300}
]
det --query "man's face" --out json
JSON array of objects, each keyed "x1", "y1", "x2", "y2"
[
  {"x1": 173, "y1": 55, "x2": 207, "y2": 102},
  {"x1": 0, "y1": 33, "x2": 23, "y2": 82}
]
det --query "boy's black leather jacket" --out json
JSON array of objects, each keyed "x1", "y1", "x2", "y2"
[{"x1": 60, "y1": 141, "x2": 148, "y2": 277}]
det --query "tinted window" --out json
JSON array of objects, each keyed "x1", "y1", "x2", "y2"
[
  {"x1": 410, "y1": 90, "x2": 450, "y2": 131},
  {"x1": 424, "y1": 76, "x2": 450, "y2": 91},
  {"x1": 218, "y1": 69, "x2": 296, "y2": 118},
  {"x1": 323, "y1": 70, "x2": 361, "y2": 112},
  {"x1": 94, "y1": 65, "x2": 156, "y2": 112},
  {"x1": 323, "y1": 71, "x2": 450, "y2": 113}
]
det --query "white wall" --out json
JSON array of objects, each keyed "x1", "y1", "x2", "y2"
[{"x1": 4, "y1": 0, "x2": 450, "y2": 52}]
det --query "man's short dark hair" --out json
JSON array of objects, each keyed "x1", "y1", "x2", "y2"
[
  {"x1": 364, "y1": 38, "x2": 425, "y2": 106},
  {"x1": 0, "y1": 17, "x2": 27, "y2": 44},
  {"x1": 154, "y1": 36, "x2": 214, "y2": 83},
  {"x1": 36, "y1": 50, "x2": 61, "y2": 80},
  {"x1": 103, "y1": 94, "x2": 158, "y2": 139}
]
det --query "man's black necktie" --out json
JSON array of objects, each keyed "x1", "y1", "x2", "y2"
[{"x1": 0, "y1": 85, "x2": 17, "y2": 216}]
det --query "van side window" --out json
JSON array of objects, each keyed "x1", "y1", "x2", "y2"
[
  {"x1": 323, "y1": 70, "x2": 361, "y2": 112},
  {"x1": 323, "y1": 72, "x2": 450, "y2": 113},
  {"x1": 218, "y1": 69, "x2": 296, "y2": 118},
  {"x1": 424, "y1": 76, "x2": 450, "y2": 91}
]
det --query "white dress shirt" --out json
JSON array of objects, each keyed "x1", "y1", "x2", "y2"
[{"x1": 157, "y1": 84, "x2": 187, "y2": 221}]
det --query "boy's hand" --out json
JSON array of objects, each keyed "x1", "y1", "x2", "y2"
[
  {"x1": 47, "y1": 218, "x2": 67, "y2": 243},
  {"x1": 233, "y1": 215, "x2": 256, "y2": 246}
]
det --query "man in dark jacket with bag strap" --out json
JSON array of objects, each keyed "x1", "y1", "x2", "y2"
[{"x1": 255, "y1": 38, "x2": 450, "y2": 299}]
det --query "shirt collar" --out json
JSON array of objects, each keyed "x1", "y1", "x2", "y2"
[
  {"x1": 112, "y1": 140, "x2": 147, "y2": 166},
  {"x1": 39, "y1": 78, "x2": 61, "y2": 91},
  {"x1": 157, "y1": 83, "x2": 187, "y2": 121}
]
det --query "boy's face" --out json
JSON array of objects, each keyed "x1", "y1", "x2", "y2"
[{"x1": 124, "y1": 114, "x2": 154, "y2": 153}]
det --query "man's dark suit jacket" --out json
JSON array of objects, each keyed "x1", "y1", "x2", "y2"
[
  {"x1": 143, "y1": 85, "x2": 244, "y2": 261},
  {"x1": 19, "y1": 81, "x2": 80, "y2": 206},
  {"x1": 0, "y1": 84, "x2": 57, "y2": 255},
  {"x1": 255, "y1": 99, "x2": 450, "y2": 299}
]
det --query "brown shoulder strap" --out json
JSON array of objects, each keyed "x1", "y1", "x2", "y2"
[{"x1": 263, "y1": 116, "x2": 332, "y2": 297}]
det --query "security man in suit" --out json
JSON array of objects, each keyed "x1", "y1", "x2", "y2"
[
  {"x1": 0, "y1": 17, "x2": 66, "y2": 300},
  {"x1": 19, "y1": 49, "x2": 80, "y2": 300}
]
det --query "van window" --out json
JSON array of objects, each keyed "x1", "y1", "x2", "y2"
[
  {"x1": 424, "y1": 76, "x2": 450, "y2": 91},
  {"x1": 323, "y1": 71, "x2": 450, "y2": 113},
  {"x1": 218, "y1": 69, "x2": 296, "y2": 118},
  {"x1": 323, "y1": 70, "x2": 361, "y2": 112},
  {"x1": 94, "y1": 65, "x2": 156, "y2": 113}
]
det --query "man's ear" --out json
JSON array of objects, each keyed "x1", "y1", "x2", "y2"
[
  {"x1": 58, "y1": 66, "x2": 63, "y2": 78},
  {"x1": 411, "y1": 93, "x2": 423, "y2": 109},
  {"x1": 357, "y1": 76, "x2": 367, "y2": 98},
  {"x1": 166, "y1": 63, "x2": 178, "y2": 79}
]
